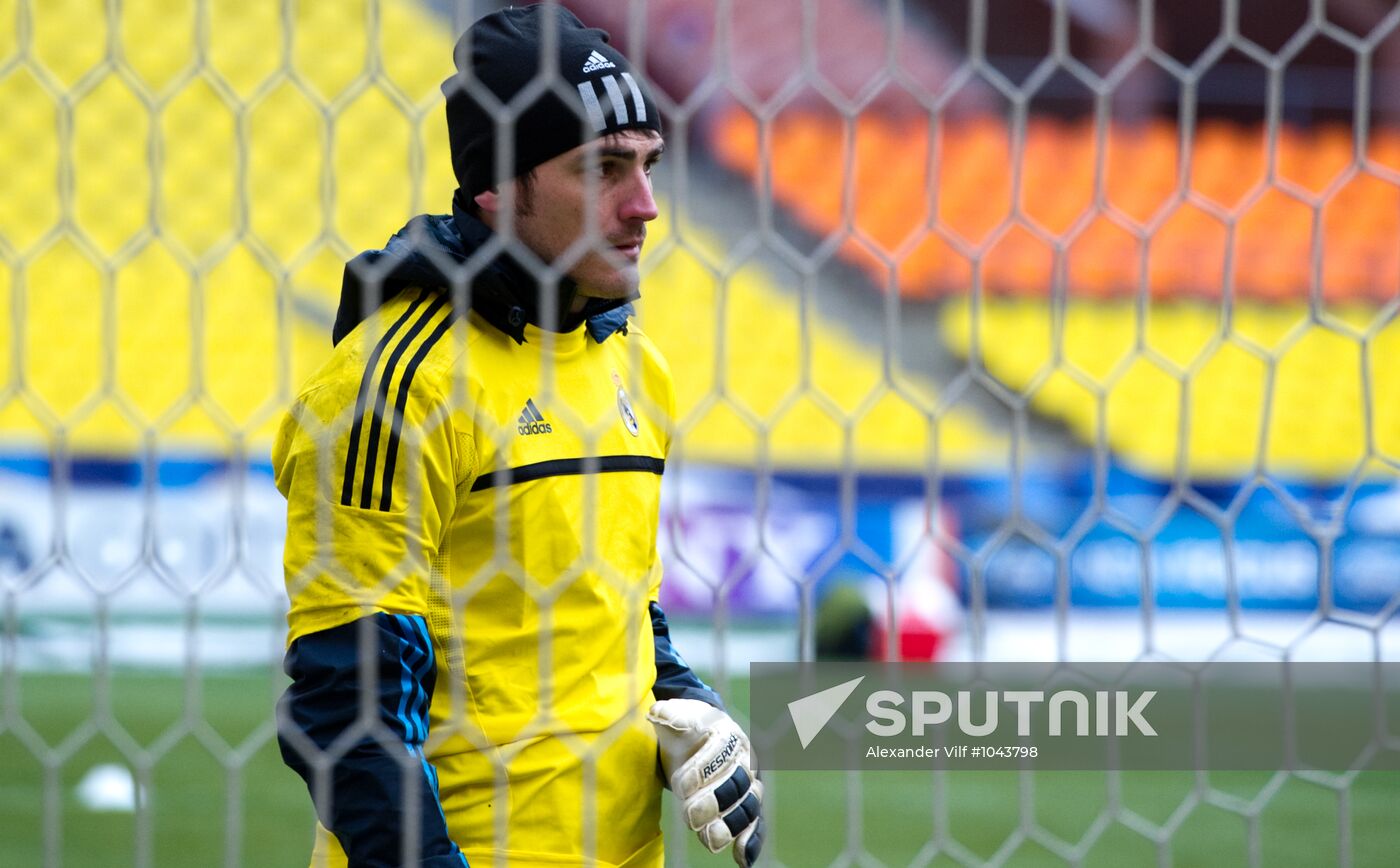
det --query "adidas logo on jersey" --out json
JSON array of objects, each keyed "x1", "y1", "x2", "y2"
[
  {"x1": 517, "y1": 398, "x2": 553, "y2": 435},
  {"x1": 582, "y1": 50, "x2": 615, "y2": 73}
]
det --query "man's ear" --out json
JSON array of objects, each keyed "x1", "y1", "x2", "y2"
[{"x1": 473, "y1": 187, "x2": 500, "y2": 216}]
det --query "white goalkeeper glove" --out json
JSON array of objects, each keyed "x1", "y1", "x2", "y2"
[{"x1": 648, "y1": 698, "x2": 764, "y2": 866}]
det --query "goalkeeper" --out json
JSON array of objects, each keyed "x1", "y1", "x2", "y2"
[{"x1": 272, "y1": 6, "x2": 762, "y2": 868}]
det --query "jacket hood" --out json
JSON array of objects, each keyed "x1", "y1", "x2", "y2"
[{"x1": 333, "y1": 199, "x2": 635, "y2": 347}]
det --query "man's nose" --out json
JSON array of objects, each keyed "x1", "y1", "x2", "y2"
[{"x1": 619, "y1": 170, "x2": 659, "y2": 223}]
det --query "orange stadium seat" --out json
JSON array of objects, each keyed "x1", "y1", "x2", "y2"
[{"x1": 712, "y1": 109, "x2": 1400, "y2": 303}]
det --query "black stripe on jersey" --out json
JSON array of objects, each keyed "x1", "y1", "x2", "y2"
[
  {"x1": 341, "y1": 291, "x2": 430, "y2": 507},
  {"x1": 469, "y1": 455, "x2": 664, "y2": 492},
  {"x1": 377, "y1": 311, "x2": 456, "y2": 511},
  {"x1": 526, "y1": 399, "x2": 544, "y2": 423},
  {"x1": 357, "y1": 293, "x2": 449, "y2": 509}
]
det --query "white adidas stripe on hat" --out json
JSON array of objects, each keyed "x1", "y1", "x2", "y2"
[{"x1": 576, "y1": 72, "x2": 648, "y2": 131}]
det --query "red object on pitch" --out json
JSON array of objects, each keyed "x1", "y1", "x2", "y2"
[
  {"x1": 868, "y1": 503, "x2": 962, "y2": 662},
  {"x1": 870, "y1": 611, "x2": 949, "y2": 662}
]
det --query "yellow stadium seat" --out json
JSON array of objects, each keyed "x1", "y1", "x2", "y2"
[
  {"x1": 940, "y1": 297, "x2": 1394, "y2": 479},
  {"x1": 1, "y1": 0, "x2": 1004, "y2": 473},
  {"x1": 638, "y1": 210, "x2": 1003, "y2": 471},
  {"x1": 0, "y1": 0, "x2": 457, "y2": 452}
]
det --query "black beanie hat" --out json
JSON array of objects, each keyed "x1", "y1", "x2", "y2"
[{"x1": 442, "y1": 5, "x2": 663, "y2": 198}]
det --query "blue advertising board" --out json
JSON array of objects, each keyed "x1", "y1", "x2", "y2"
[{"x1": 2, "y1": 454, "x2": 1397, "y2": 616}]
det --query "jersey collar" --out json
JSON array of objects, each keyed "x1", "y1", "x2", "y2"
[{"x1": 334, "y1": 203, "x2": 635, "y2": 348}]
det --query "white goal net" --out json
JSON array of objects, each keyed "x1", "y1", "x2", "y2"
[{"x1": 2, "y1": 1, "x2": 1398, "y2": 866}]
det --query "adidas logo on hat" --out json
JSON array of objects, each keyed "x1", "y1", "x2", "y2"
[{"x1": 582, "y1": 49, "x2": 615, "y2": 73}]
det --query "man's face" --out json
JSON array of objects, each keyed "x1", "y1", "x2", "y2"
[{"x1": 481, "y1": 129, "x2": 663, "y2": 302}]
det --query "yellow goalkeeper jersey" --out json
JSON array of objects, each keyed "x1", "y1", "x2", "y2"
[{"x1": 274, "y1": 284, "x2": 674, "y2": 868}]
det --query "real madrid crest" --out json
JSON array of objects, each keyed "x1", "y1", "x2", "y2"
[{"x1": 612, "y1": 372, "x2": 640, "y2": 437}]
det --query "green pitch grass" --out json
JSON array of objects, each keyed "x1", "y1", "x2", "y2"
[{"x1": 2, "y1": 671, "x2": 1395, "y2": 867}]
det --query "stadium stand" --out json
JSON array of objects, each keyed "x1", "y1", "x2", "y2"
[
  {"x1": 639, "y1": 210, "x2": 1001, "y2": 470},
  {"x1": 709, "y1": 107, "x2": 1400, "y2": 479},
  {"x1": 11, "y1": 0, "x2": 1387, "y2": 481},
  {"x1": 0, "y1": 0, "x2": 1001, "y2": 471},
  {"x1": 711, "y1": 110, "x2": 1400, "y2": 302},
  {"x1": 940, "y1": 297, "x2": 1399, "y2": 479},
  {"x1": 0, "y1": 0, "x2": 459, "y2": 453}
]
